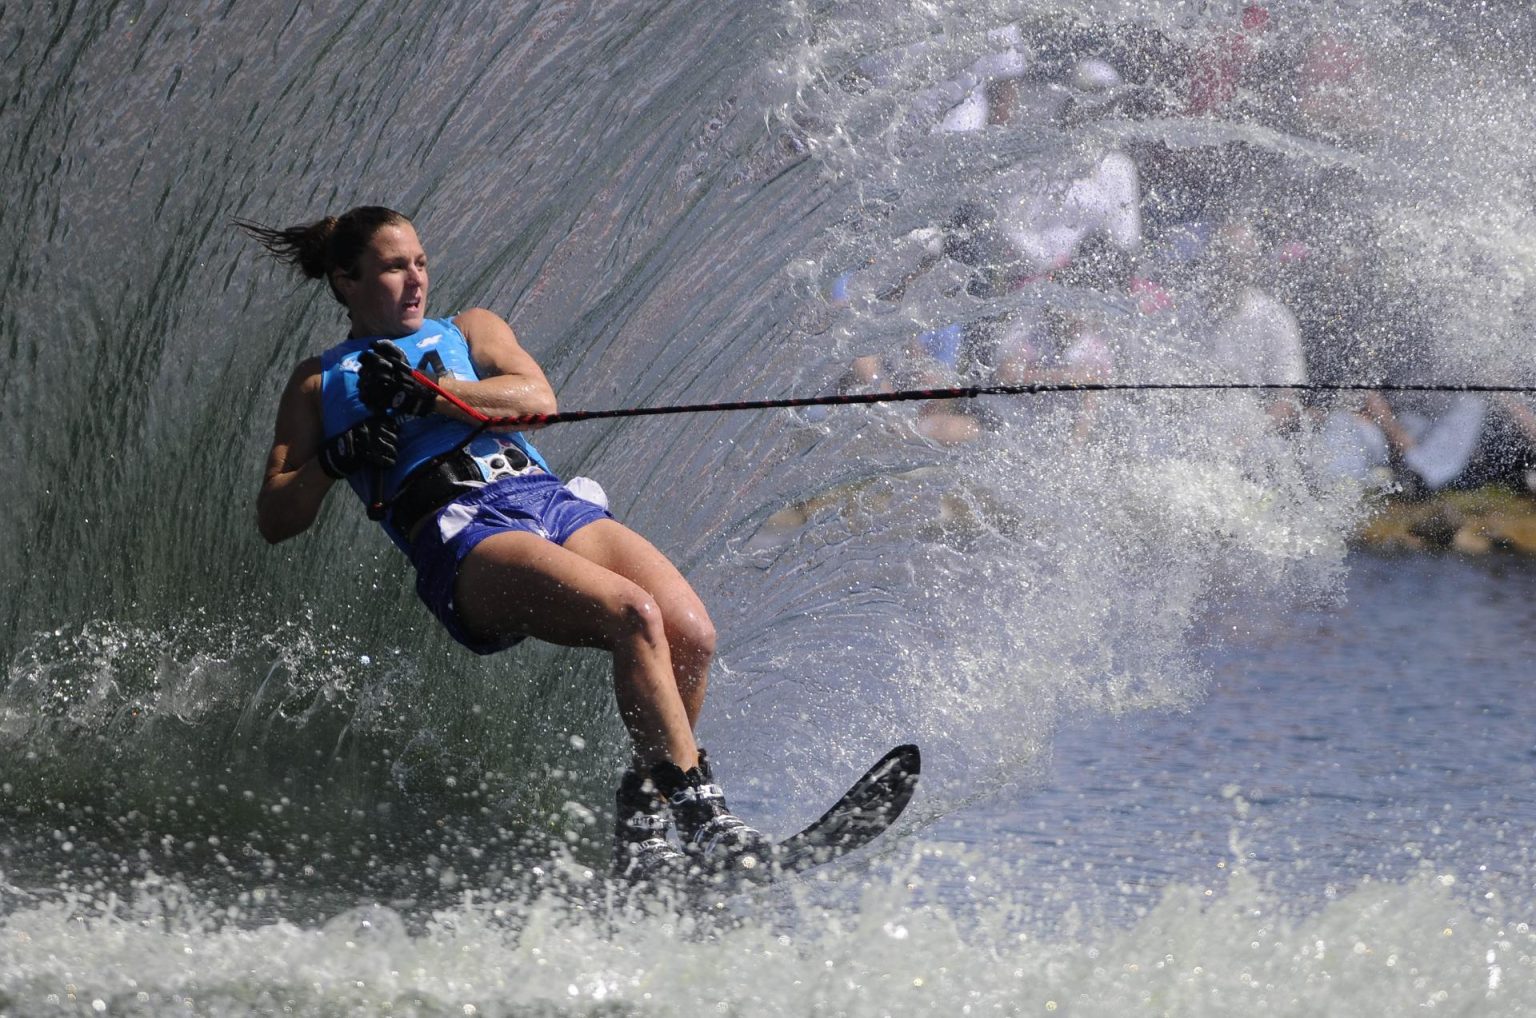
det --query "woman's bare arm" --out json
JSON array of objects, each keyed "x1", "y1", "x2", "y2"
[
  {"x1": 257, "y1": 357, "x2": 337, "y2": 543},
  {"x1": 435, "y1": 308, "x2": 558, "y2": 426}
]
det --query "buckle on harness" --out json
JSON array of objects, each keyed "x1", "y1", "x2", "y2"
[
  {"x1": 472, "y1": 445, "x2": 538, "y2": 482},
  {"x1": 388, "y1": 444, "x2": 540, "y2": 538}
]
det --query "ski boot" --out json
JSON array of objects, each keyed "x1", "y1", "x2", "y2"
[
  {"x1": 612, "y1": 765, "x2": 687, "y2": 883},
  {"x1": 650, "y1": 748, "x2": 773, "y2": 874}
]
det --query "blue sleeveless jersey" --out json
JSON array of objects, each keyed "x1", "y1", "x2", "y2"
[{"x1": 318, "y1": 316, "x2": 553, "y2": 543}]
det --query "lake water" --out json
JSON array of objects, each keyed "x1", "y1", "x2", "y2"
[{"x1": 949, "y1": 551, "x2": 1536, "y2": 926}]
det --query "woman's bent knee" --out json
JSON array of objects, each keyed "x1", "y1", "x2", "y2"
[
  {"x1": 674, "y1": 612, "x2": 717, "y2": 662},
  {"x1": 607, "y1": 587, "x2": 668, "y2": 650}
]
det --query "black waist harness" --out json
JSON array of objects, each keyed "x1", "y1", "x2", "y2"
[{"x1": 388, "y1": 444, "x2": 539, "y2": 538}]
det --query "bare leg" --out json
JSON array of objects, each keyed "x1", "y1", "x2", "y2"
[
  {"x1": 452, "y1": 529, "x2": 699, "y2": 769},
  {"x1": 562, "y1": 520, "x2": 716, "y2": 728}
]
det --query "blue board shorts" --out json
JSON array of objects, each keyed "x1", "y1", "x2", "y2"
[{"x1": 407, "y1": 471, "x2": 613, "y2": 654}]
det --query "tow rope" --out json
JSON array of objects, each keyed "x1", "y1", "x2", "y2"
[
  {"x1": 365, "y1": 373, "x2": 1530, "y2": 521},
  {"x1": 408, "y1": 371, "x2": 1535, "y2": 429}
]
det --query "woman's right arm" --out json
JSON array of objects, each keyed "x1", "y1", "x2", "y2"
[{"x1": 257, "y1": 357, "x2": 337, "y2": 544}]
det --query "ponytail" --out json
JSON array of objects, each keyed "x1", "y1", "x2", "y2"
[{"x1": 236, "y1": 206, "x2": 409, "y2": 305}]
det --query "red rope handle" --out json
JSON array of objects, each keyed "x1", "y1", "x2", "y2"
[{"x1": 412, "y1": 369, "x2": 491, "y2": 422}]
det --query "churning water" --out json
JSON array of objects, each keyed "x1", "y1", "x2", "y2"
[{"x1": 3, "y1": 1, "x2": 1534, "y2": 1014}]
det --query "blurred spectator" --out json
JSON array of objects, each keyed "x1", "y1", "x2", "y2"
[
  {"x1": 1099, "y1": 20, "x2": 1189, "y2": 108},
  {"x1": 986, "y1": 232, "x2": 1172, "y2": 444},
  {"x1": 1372, "y1": 392, "x2": 1489, "y2": 493},
  {"x1": 1185, "y1": 5, "x2": 1285, "y2": 118},
  {"x1": 1194, "y1": 219, "x2": 1307, "y2": 427},
  {"x1": 922, "y1": 24, "x2": 1031, "y2": 134},
  {"x1": 1027, "y1": 240, "x2": 1178, "y2": 395},
  {"x1": 1478, "y1": 396, "x2": 1536, "y2": 492},
  {"x1": 1322, "y1": 393, "x2": 1536, "y2": 496},
  {"x1": 948, "y1": 60, "x2": 1143, "y2": 292},
  {"x1": 1308, "y1": 280, "x2": 1515, "y2": 494},
  {"x1": 820, "y1": 224, "x2": 985, "y2": 445},
  {"x1": 1129, "y1": 5, "x2": 1297, "y2": 257},
  {"x1": 833, "y1": 343, "x2": 982, "y2": 446},
  {"x1": 1290, "y1": 30, "x2": 1378, "y2": 142}
]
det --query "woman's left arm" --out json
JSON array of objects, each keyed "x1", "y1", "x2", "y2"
[{"x1": 436, "y1": 308, "x2": 559, "y2": 426}]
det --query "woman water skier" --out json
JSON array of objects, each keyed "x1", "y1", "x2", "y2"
[{"x1": 244, "y1": 205, "x2": 769, "y2": 882}]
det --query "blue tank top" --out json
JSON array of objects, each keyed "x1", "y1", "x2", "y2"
[{"x1": 318, "y1": 317, "x2": 554, "y2": 542}]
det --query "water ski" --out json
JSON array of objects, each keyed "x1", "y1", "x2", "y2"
[{"x1": 738, "y1": 742, "x2": 921, "y2": 885}]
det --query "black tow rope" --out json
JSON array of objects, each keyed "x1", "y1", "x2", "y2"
[
  {"x1": 433, "y1": 379, "x2": 1535, "y2": 429},
  {"x1": 366, "y1": 376, "x2": 1533, "y2": 520}
]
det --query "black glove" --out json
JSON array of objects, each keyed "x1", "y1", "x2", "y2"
[
  {"x1": 358, "y1": 340, "x2": 436, "y2": 416},
  {"x1": 318, "y1": 415, "x2": 400, "y2": 479}
]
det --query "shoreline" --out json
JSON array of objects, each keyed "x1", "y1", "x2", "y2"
[{"x1": 1356, "y1": 485, "x2": 1536, "y2": 556}]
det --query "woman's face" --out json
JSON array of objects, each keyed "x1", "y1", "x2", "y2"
[{"x1": 336, "y1": 222, "x2": 429, "y2": 337}]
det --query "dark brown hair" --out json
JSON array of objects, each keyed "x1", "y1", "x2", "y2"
[{"x1": 236, "y1": 206, "x2": 410, "y2": 305}]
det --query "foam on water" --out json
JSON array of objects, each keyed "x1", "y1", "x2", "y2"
[{"x1": 3, "y1": 849, "x2": 1533, "y2": 1017}]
